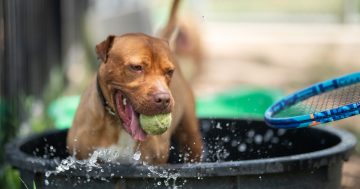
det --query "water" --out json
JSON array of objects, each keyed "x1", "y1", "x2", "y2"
[
  {"x1": 40, "y1": 121, "x2": 291, "y2": 187},
  {"x1": 254, "y1": 134, "x2": 263, "y2": 144},
  {"x1": 133, "y1": 151, "x2": 141, "y2": 161},
  {"x1": 238, "y1": 143, "x2": 247, "y2": 152},
  {"x1": 263, "y1": 130, "x2": 274, "y2": 142},
  {"x1": 147, "y1": 165, "x2": 184, "y2": 188},
  {"x1": 215, "y1": 122, "x2": 223, "y2": 129},
  {"x1": 44, "y1": 150, "x2": 106, "y2": 186}
]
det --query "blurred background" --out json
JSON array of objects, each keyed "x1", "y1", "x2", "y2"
[{"x1": 0, "y1": 0, "x2": 360, "y2": 188}]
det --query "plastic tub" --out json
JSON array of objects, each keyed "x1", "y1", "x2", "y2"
[{"x1": 6, "y1": 119, "x2": 356, "y2": 189}]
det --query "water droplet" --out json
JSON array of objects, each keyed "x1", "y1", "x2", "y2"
[
  {"x1": 288, "y1": 141, "x2": 293, "y2": 147},
  {"x1": 157, "y1": 181, "x2": 162, "y2": 185},
  {"x1": 222, "y1": 136, "x2": 230, "y2": 143},
  {"x1": 45, "y1": 179, "x2": 49, "y2": 185},
  {"x1": 264, "y1": 129, "x2": 274, "y2": 142},
  {"x1": 271, "y1": 137, "x2": 279, "y2": 144},
  {"x1": 216, "y1": 122, "x2": 222, "y2": 129},
  {"x1": 45, "y1": 171, "x2": 51, "y2": 177},
  {"x1": 238, "y1": 143, "x2": 247, "y2": 152},
  {"x1": 277, "y1": 129, "x2": 286, "y2": 136},
  {"x1": 231, "y1": 140, "x2": 238, "y2": 147},
  {"x1": 133, "y1": 151, "x2": 141, "y2": 161},
  {"x1": 254, "y1": 134, "x2": 263, "y2": 144},
  {"x1": 247, "y1": 130, "x2": 255, "y2": 138},
  {"x1": 202, "y1": 121, "x2": 211, "y2": 132}
]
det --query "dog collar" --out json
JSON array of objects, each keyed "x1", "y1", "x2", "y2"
[{"x1": 96, "y1": 74, "x2": 116, "y2": 116}]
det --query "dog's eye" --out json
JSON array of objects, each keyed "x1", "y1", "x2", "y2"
[
  {"x1": 130, "y1": 64, "x2": 143, "y2": 72},
  {"x1": 166, "y1": 69, "x2": 174, "y2": 77}
]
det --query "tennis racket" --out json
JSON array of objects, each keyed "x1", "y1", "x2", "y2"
[{"x1": 265, "y1": 71, "x2": 360, "y2": 129}]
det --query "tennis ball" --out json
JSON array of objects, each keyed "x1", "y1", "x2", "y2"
[{"x1": 140, "y1": 113, "x2": 172, "y2": 135}]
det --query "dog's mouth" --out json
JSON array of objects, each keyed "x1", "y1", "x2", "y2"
[{"x1": 114, "y1": 91, "x2": 147, "y2": 141}]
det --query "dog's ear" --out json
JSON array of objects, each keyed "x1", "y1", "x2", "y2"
[
  {"x1": 167, "y1": 26, "x2": 179, "y2": 51},
  {"x1": 96, "y1": 35, "x2": 115, "y2": 63}
]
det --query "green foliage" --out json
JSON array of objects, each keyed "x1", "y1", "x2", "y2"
[
  {"x1": 0, "y1": 98, "x2": 20, "y2": 189},
  {"x1": 1, "y1": 66, "x2": 66, "y2": 189},
  {"x1": 0, "y1": 165, "x2": 20, "y2": 189}
]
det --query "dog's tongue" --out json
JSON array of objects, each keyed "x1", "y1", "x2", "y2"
[
  {"x1": 126, "y1": 105, "x2": 146, "y2": 141},
  {"x1": 116, "y1": 93, "x2": 146, "y2": 141}
]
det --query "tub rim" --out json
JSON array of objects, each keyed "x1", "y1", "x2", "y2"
[{"x1": 5, "y1": 118, "x2": 356, "y2": 178}]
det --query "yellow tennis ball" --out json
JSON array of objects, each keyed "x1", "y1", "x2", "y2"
[{"x1": 140, "y1": 113, "x2": 172, "y2": 135}]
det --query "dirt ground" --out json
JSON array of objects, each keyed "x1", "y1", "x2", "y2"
[
  {"x1": 192, "y1": 22, "x2": 360, "y2": 188},
  {"x1": 343, "y1": 155, "x2": 360, "y2": 188},
  {"x1": 194, "y1": 22, "x2": 360, "y2": 95}
]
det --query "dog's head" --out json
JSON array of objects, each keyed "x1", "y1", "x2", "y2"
[{"x1": 96, "y1": 33, "x2": 175, "y2": 141}]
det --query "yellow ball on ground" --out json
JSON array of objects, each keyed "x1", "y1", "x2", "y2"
[{"x1": 139, "y1": 113, "x2": 172, "y2": 135}]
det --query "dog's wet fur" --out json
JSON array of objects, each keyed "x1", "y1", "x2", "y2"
[{"x1": 67, "y1": 25, "x2": 203, "y2": 164}]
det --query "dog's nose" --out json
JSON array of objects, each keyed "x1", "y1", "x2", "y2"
[{"x1": 153, "y1": 93, "x2": 170, "y2": 108}]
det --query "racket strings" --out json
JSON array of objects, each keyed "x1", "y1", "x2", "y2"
[{"x1": 273, "y1": 82, "x2": 360, "y2": 118}]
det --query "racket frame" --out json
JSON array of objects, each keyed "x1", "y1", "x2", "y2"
[{"x1": 265, "y1": 72, "x2": 360, "y2": 128}]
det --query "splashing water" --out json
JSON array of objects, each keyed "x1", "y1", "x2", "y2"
[
  {"x1": 203, "y1": 121, "x2": 289, "y2": 162},
  {"x1": 133, "y1": 151, "x2": 141, "y2": 161},
  {"x1": 254, "y1": 134, "x2": 263, "y2": 145},
  {"x1": 238, "y1": 143, "x2": 247, "y2": 152},
  {"x1": 44, "y1": 151, "x2": 105, "y2": 186},
  {"x1": 147, "y1": 165, "x2": 184, "y2": 188},
  {"x1": 215, "y1": 122, "x2": 223, "y2": 130},
  {"x1": 41, "y1": 121, "x2": 292, "y2": 187}
]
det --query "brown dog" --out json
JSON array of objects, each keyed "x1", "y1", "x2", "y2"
[
  {"x1": 174, "y1": 16, "x2": 204, "y2": 82},
  {"x1": 67, "y1": 1, "x2": 202, "y2": 164}
]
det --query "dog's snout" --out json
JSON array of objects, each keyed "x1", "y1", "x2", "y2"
[{"x1": 153, "y1": 93, "x2": 171, "y2": 107}]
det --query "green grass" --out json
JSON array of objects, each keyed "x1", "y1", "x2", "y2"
[
  {"x1": 18, "y1": 178, "x2": 37, "y2": 189},
  {"x1": 1, "y1": 166, "x2": 20, "y2": 189}
]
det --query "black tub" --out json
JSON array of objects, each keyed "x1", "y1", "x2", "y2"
[{"x1": 6, "y1": 119, "x2": 356, "y2": 189}]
